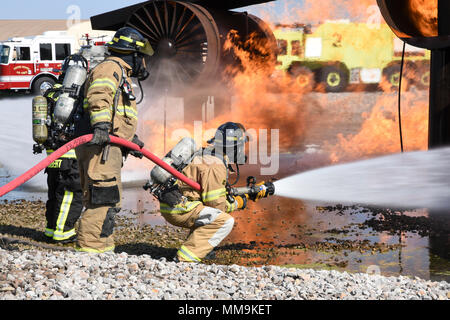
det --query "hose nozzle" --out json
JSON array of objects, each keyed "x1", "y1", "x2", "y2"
[
  {"x1": 264, "y1": 181, "x2": 275, "y2": 197},
  {"x1": 228, "y1": 177, "x2": 275, "y2": 201}
]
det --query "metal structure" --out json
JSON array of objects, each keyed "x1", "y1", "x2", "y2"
[
  {"x1": 91, "y1": 0, "x2": 276, "y2": 93},
  {"x1": 377, "y1": 0, "x2": 450, "y2": 148}
]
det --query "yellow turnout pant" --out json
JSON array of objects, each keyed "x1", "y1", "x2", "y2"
[
  {"x1": 75, "y1": 144, "x2": 123, "y2": 253},
  {"x1": 162, "y1": 205, "x2": 235, "y2": 262}
]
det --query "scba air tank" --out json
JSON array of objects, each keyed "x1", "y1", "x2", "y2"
[
  {"x1": 32, "y1": 96, "x2": 49, "y2": 144},
  {"x1": 150, "y1": 137, "x2": 198, "y2": 185},
  {"x1": 53, "y1": 64, "x2": 87, "y2": 127}
]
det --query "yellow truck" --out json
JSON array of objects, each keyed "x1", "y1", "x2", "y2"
[{"x1": 274, "y1": 21, "x2": 431, "y2": 92}]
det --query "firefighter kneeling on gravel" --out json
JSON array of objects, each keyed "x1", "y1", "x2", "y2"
[
  {"x1": 74, "y1": 27, "x2": 154, "y2": 253},
  {"x1": 159, "y1": 122, "x2": 267, "y2": 263}
]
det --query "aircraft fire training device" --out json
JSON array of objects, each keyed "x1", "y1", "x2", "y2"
[
  {"x1": 377, "y1": 0, "x2": 450, "y2": 147},
  {"x1": 90, "y1": 0, "x2": 277, "y2": 92}
]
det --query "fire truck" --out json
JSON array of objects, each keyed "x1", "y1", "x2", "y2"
[
  {"x1": 274, "y1": 21, "x2": 431, "y2": 92},
  {"x1": 0, "y1": 31, "x2": 77, "y2": 93}
]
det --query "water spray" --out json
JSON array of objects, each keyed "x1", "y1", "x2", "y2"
[{"x1": 273, "y1": 147, "x2": 450, "y2": 211}]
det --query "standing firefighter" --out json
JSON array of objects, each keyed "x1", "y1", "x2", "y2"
[
  {"x1": 151, "y1": 122, "x2": 272, "y2": 263},
  {"x1": 75, "y1": 27, "x2": 153, "y2": 253},
  {"x1": 39, "y1": 55, "x2": 87, "y2": 243}
]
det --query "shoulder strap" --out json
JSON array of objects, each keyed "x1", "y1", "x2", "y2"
[{"x1": 94, "y1": 59, "x2": 127, "y2": 132}]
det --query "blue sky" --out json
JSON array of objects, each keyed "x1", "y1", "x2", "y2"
[
  {"x1": 0, "y1": 0, "x2": 151, "y2": 19},
  {"x1": 0, "y1": 0, "x2": 277, "y2": 20},
  {"x1": 0, "y1": 0, "x2": 370, "y2": 23}
]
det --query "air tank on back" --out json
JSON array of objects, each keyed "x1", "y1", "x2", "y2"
[
  {"x1": 150, "y1": 137, "x2": 198, "y2": 185},
  {"x1": 53, "y1": 64, "x2": 87, "y2": 128},
  {"x1": 32, "y1": 96, "x2": 49, "y2": 144}
]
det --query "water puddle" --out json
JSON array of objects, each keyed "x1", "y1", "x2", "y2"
[
  {"x1": 224, "y1": 196, "x2": 450, "y2": 281},
  {"x1": 115, "y1": 185, "x2": 450, "y2": 281}
]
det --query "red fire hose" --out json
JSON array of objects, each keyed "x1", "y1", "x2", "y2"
[{"x1": 0, "y1": 134, "x2": 201, "y2": 198}]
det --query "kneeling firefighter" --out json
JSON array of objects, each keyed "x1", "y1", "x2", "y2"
[
  {"x1": 32, "y1": 55, "x2": 88, "y2": 243},
  {"x1": 74, "y1": 27, "x2": 154, "y2": 253},
  {"x1": 146, "y1": 122, "x2": 274, "y2": 262}
]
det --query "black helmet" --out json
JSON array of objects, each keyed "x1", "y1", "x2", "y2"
[
  {"x1": 209, "y1": 122, "x2": 249, "y2": 164},
  {"x1": 106, "y1": 27, "x2": 154, "y2": 56}
]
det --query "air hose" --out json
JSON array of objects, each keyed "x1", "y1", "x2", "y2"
[{"x1": 0, "y1": 134, "x2": 201, "y2": 198}]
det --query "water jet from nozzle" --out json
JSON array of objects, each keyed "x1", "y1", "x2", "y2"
[{"x1": 273, "y1": 147, "x2": 450, "y2": 211}]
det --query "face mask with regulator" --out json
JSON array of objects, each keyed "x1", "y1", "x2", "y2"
[{"x1": 129, "y1": 52, "x2": 149, "y2": 105}]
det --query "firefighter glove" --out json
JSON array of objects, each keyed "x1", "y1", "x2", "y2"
[
  {"x1": 235, "y1": 195, "x2": 248, "y2": 210},
  {"x1": 129, "y1": 134, "x2": 144, "y2": 159},
  {"x1": 249, "y1": 182, "x2": 268, "y2": 202},
  {"x1": 89, "y1": 122, "x2": 111, "y2": 146}
]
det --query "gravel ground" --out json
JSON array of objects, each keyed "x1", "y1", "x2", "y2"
[{"x1": 0, "y1": 247, "x2": 448, "y2": 300}]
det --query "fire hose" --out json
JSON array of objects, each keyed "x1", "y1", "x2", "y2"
[{"x1": 0, "y1": 134, "x2": 201, "y2": 198}]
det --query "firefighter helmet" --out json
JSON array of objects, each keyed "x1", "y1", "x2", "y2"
[
  {"x1": 209, "y1": 122, "x2": 249, "y2": 164},
  {"x1": 106, "y1": 27, "x2": 154, "y2": 56}
]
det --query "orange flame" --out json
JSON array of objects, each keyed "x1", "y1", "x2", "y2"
[
  {"x1": 408, "y1": 0, "x2": 438, "y2": 37},
  {"x1": 221, "y1": 29, "x2": 311, "y2": 151},
  {"x1": 326, "y1": 91, "x2": 429, "y2": 163}
]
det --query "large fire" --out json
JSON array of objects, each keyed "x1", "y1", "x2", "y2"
[
  {"x1": 408, "y1": 0, "x2": 438, "y2": 37},
  {"x1": 136, "y1": 0, "x2": 430, "y2": 172},
  {"x1": 326, "y1": 90, "x2": 429, "y2": 163}
]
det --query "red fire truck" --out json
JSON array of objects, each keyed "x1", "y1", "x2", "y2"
[{"x1": 0, "y1": 31, "x2": 76, "y2": 93}]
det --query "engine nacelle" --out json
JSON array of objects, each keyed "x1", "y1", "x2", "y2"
[{"x1": 90, "y1": 0, "x2": 277, "y2": 93}]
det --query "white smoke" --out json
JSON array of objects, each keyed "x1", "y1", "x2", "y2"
[
  {"x1": 0, "y1": 95, "x2": 153, "y2": 194},
  {"x1": 0, "y1": 96, "x2": 47, "y2": 191}
]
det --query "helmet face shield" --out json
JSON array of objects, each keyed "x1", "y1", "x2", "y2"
[
  {"x1": 138, "y1": 39, "x2": 155, "y2": 57},
  {"x1": 107, "y1": 27, "x2": 154, "y2": 56},
  {"x1": 212, "y1": 123, "x2": 249, "y2": 165}
]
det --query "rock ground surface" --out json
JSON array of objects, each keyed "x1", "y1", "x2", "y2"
[{"x1": 0, "y1": 247, "x2": 449, "y2": 300}]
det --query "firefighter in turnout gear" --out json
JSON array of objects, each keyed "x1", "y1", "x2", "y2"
[
  {"x1": 159, "y1": 122, "x2": 250, "y2": 263},
  {"x1": 41, "y1": 55, "x2": 86, "y2": 243},
  {"x1": 75, "y1": 27, "x2": 153, "y2": 253}
]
